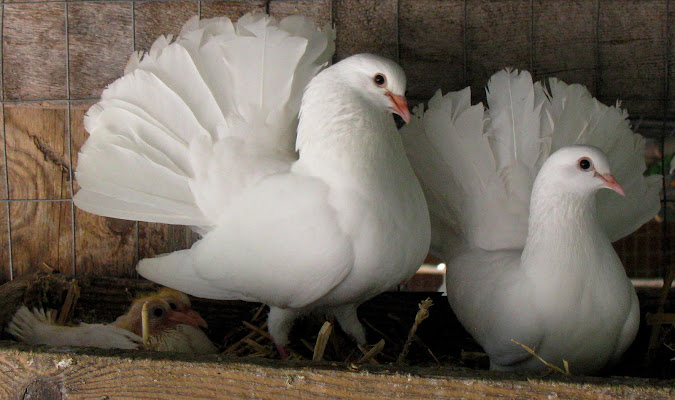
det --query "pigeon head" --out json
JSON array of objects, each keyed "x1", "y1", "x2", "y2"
[
  {"x1": 538, "y1": 145, "x2": 625, "y2": 197},
  {"x1": 331, "y1": 54, "x2": 410, "y2": 122}
]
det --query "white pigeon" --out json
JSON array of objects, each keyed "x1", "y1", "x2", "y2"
[
  {"x1": 74, "y1": 13, "x2": 430, "y2": 357},
  {"x1": 401, "y1": 69, "x2": 661, "y2": 374}
]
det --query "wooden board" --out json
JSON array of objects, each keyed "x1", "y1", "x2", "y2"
[
  {"x1": 9, "y1": 202, "x2": 73, "y2": 278},
  {"x1": 200, "y1": 1, "x2": 267, "y2": 21},
  {"x1": 4, "y1": 103, "x2": 70, "y2": 200},
  {"x1": 466, "y1": 0, "x2": 532, "y2": 105},
  {"x1": 532, "y1": 0, "x2": 597, "y2": 92},
  {"x1": 399, "y1": 0, "x2": 465, "y2": 100},
  {"x1": 269, "y1": 0, "x2": 332, "y2": 27},
  {"x1": 2, "y1": 3, "x2": 67, "y2": 101},
  {"x1": 138, "y1": 222, "x2": 199, "y2": 261},
  {"x1": 0, "y1": 343, "x2": 672, "y2": 400},
  {"x1": 134, "y1": 1, "x2": 199, "y2": 52},
  {"x1": 68, "y1": 2, "x2": 134, "y2": 99},
  {"x1": 333, "y1": 0, "x2": 398, "y2": 61},
  {"x1": 598, "y1": 0, "x2": 666, "y2": 101}
]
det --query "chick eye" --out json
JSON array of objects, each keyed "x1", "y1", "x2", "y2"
[
  {"x1": 152, "y1": 307, "x2": 164, "y2": 318},
  {"x1": 579, "y1": 158, "x2": 592, "y2": 170},
  {"x1": 373, "y1": 74, "x2": 386, "y2": 87},
  {"x1": 168, "y1": 302, "x2": 177, "y2": 311}
]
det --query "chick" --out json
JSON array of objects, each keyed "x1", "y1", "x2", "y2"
[
  {"x1": 114, "y1": 288, "x2": 218, "y2": 354},
  {"x1": 7, "y1": 288, "x2": 216, "y2": 354}
]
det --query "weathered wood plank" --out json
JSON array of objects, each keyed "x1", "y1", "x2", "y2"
[
  {"x1": 69, "y1": 101, "x2": 138, "y2": 278},
  {"x1": 606, "y1": 98, "x2": 665, "y2": 120},
  {"x1": 399, "y1": 0, "x2": 465, "y2": 100},
  {"x1": 532, "y1": 0, "x2": 597, "y2": 93},
  {"x1": 466, "y1": 0, "x2": 531, "y2": 105},
  {"x1": 333, "y1": 0, "x2": 398, "y2": 61},
  {"x1": 5, "y1": 103, "x2": 70, "y2": 200},
  {"x1": 134, "y1": 1, "x2": 199, "y2": 52},
  {"x1": 0, "y1": 344, "x2": 671, "y2": 400},
  {"x1": 613, "y1": 220, "x2": 664, "y2": 278},
  {"x1": 598, "y1": 0, "x2": 667, "y2": 101},
  {"x1": 68, "y1": 2, "x2": 134, "y2": 99},
  {"x1": 9, "y1": 201, "x2": 73, "y2": 278},
  {"x1": 69, "y1": 100, "x2": 95, "y2": 194},
  {"x1": 2, "y1": 3, "x2": 67, "y2": 101},
  {"x1": 0, "y1": 203, "x2": 10, "y2": 284},
  {"x1": 269, "y1": 0, "x2": 332, "y2": 27},
  {"x1": 0, "y1": 107, "x2": 7, "y2": 200},
  {"x1": 74, "y1": 208, "x2": 137, "y2": 279},
  {"x1": 200, "y1": 0, "x2": 267, "y2": 21},
  {"x1": 138, "y1": 222, "x2": 199, "y2": 261}
]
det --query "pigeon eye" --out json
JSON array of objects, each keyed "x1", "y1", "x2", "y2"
[
  {"x1": 152, "y1": 307, "x2": 164, "y2": 318},
  {"x1": 168, "y1": 302, "x2": 177, "y2": 311},
  {"x1": 373, "y1": 74, "x2": 386, "y2": 87},
  {"x1": 579, "y1": 158, "x2": 592, "y2": 170}
]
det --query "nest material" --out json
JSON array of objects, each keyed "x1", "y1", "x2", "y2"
[
  {"x1": 0, "y1": 273, "x2": 474, "y2": 367},
  {"x1": 1, "y1": 272, "x2": 673, "y2": 378}
]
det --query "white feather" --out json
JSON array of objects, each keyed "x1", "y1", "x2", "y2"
[
  {"x1": 75, "y1": 13, "x2": 334, "y2": 228},
  {"x1": 7, "y1": 306, "x2": 142, "y2": 350}
]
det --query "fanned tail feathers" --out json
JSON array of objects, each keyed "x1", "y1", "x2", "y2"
[
  {"x1": 404, "y1": 68, "x2": 660, "y2": 253},
  {"x1": 544, "y1": 78, "x2": 661, "y2": 240},
  {"x1": 75, "y1": 13, "x2": 335, "y2": 230}
]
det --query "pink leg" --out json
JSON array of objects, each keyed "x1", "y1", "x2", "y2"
[{"x1": 276, "y1": 344, "x2": 290, "y2": 360}]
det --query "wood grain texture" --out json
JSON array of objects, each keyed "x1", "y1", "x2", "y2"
[
  {"x1": 68, "y1": 2, "x2": 134, "y2": 99},
  {"x1": 614, "y1": 220, "x2": 663, "y2": 278},
  {"x1": 2, "y1": 3, "x2": 67, "y2": 101},
  {"x1": 69, "y1": 100, "x2": 96, "y2": 194},
  {"x1": 200, "y1": 0, "x2": 267, "y2": 20},
  {"x1": 399, "y1": 0, "x2": 464, "y2": 100},
  {"x1": 9, "y1": 201, "x2": 73, "y2": 278},
  {"x1": 5, "y1": 103, "x2": 70, "y2": 200},
  {"x1": 598, "y1": 0, "x2": 667, "y2": 100},
  {"x1": 0, "y1": 107, "x2": 7, "y2": 200},
  {"x1": 70, "y1": 101, "x2": 138, "y2": 278},
  {"x1": 0, "y1": 344, "x2": 671, "y2": 400},
  {"x1": 134, "y1": 1, "x2": 199, "y2": 52},
  {"x1": 0, "y1": 204, "x2": 10, "y2": 284},
  {"x1": 333, "y1": 0, "x2": 398, "y2": 61},
  {"x1": 138, "y1": 222, "x2": 199, "y2": 260},
  {"x1": 466, "y1": 0, "x2": 531, "y2": 105},
  {"x1": 74, "y1": 208, "x2": 137, "y2": 279},
  {"x1": 604, "y1": 98, "x2": 664, "y2": 120},
  {"x1": 269, "y1": 0, "x2": 332, "y2": 27},
  {"x1": 532, "y1": 0, "x2": 597, "y2": 93}
]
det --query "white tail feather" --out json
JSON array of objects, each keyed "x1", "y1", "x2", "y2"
[
  {"x1": 403, "y1": 68, "x2": 660, "y2": 252},
  {"x1": 75, "y1": 13, "x2": 335, "y2": 231}
]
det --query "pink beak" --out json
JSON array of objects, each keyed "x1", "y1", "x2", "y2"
[
  {"x1": 386, "y1": 92, "x2": 411, "y2": 123},
  {"x1": 168, "y1": 308, "x2": 208, "y2": 328},
  {"x1": 598, "y1": 173, "x2": 625, "y2": 196}
]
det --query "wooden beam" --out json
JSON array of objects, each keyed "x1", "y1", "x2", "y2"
[
  {"x1": 0, "y1": 343, "x2": 672, "y2": 400},
  {"x1": 646, "y1": 313, "x2": 675, "y2": 325}
]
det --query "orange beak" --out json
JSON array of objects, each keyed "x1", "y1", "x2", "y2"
[
  {"x1": 386, "y1": 92, "x2": 411, "y2": 123},
  {"x1": 597, "y1": 173, "x2": 625, "y2": 196},
  {"x1": 168, "y1": 309, "x2": 208, "y2": 328}
]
